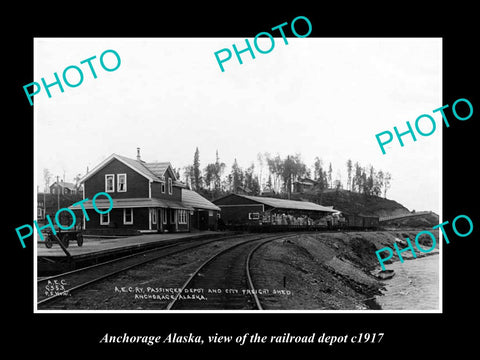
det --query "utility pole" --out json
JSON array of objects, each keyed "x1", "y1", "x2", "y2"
[{"x1": 56, "y1": 175, "x2": 60, "y2": 212}]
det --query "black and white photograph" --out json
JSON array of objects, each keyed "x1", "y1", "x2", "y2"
[
  {"x1": 34, "y1": 37, "x2": 442, "y2": 312},
  {"x1": 7, "y1": 6, "x2": 478, "y2": 356}
]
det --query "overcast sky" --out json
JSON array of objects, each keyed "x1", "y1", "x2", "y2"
[{"x1": 34, "y1": 37, "x2": 442, "y2": 214}]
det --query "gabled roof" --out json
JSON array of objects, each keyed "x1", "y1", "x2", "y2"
[
  {"x1": 50, "y1": 181, "x2": 76, "y2": 190},
  {"x1": 181, "y1": 189, "x2": 220, "y2": 211},
  {"x1": 144, "y1": 162, "x2": 177, "y2": 181},
  {"x1": 215, "y1": 193, "x2": 336, "y2": 213},
  {"x1": 115, "y1": 154, "x2": 163, "y2": 182},
  {"x1": 79, "y1": 154, "x2": 177, "y2": 184}
]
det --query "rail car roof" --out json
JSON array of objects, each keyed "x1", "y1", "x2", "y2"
[{"x1": 214, "y1": 193, "x2": 336, "y2": 213}]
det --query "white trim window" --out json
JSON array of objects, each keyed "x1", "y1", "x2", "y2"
[
  {"x1": 100, "y1": 212, "x2": 110, "y2": 225},
  {"x1": 178, "y1": 210, "x2": 188, "y2": 224},
  {"x1": 117, "y1": 174, "x2": 127, "y2": 192},
  {"x1": 161, "y1": 182, "x2": 165, "y2": 193},
  {"x1": 105, "y1": 174, "x2": 115, "y2": 193},
  {"x1": 248, "y1": 212, "x2": 260, "y2": 220},
  {"x1": 168, "y1": 178, "x2": 173, "y2": 195},
  {"x1": 162, "y1": 209, "x2": 167, "y2": 224},
  {"x1": 124, "y1": 208, "x2": 133, "y2": 225},
  {"x1": 150, "y1": 208, "x2": 157, "y2": 225}
]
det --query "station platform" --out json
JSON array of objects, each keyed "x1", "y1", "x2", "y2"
[
  {"x1": 37, "y1": 231, "x2": 227, "y2": 275},
  {"x1": 37, "y1": 231, "x2": 221, "y2": 258}
]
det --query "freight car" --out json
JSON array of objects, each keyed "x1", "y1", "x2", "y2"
[
  {"x1": 224, "y1": 212, "x2": 379, "y2": 232},
  {"x1": 342, "y1": 213, "x2": 379, "y2": 230}
]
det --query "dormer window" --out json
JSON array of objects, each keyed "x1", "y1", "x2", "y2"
[
  {"x1": 161, "y1": 182, "x2": 165, "y2": 193},
  {"x1": 117, "y1": 174, "x2": 127, "y2": 192},
  {"x1": 168, "y1": 178, "x2": 172, "y2": 195},
  {"x1": 105, "y1": 174, "x2": 115, "y2": 192}
]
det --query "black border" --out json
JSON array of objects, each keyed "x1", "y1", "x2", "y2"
[{"x1": 8, "y1": 5, "x2": 478, "y2": 355}]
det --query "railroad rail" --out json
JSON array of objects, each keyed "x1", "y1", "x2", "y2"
[
  {"x1": 37, "y1": 233, "x2": 254, "y2": 309},
  {"x1": 166, "y1": 233, "x2": 296, "y2": 310}
]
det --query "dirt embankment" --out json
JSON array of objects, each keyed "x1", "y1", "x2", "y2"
[{"x1": 251, "y1": 230, "x2": 438, "y2": 310}]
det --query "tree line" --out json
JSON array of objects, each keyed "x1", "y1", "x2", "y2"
[{"x1": 181, "y1": 148, "x2": 392, "y2": 200}]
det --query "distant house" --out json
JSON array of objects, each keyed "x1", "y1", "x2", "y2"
[
  {"x1": 293, "y1": 178, "x2": 317, "y2": 193},
  {"x1": 37, "y1": 191, "x2": 83, "y2": 226},
  {"x1": 37, "y1": 197, "x2": 45, "y2": 220},
  {"x1": 69, "y1": 149, "x2": 218, "y2": 235},
  {"x1": 235, "y1": 185, "x2": 253, "y2": 195},
  {"x1": 50, "y1": 181, "x2": 82, "y2": 195},
  {"x1": 260, "y1": 187, "x2": 276, "y2": 197}
]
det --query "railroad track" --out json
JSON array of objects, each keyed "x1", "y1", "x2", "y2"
[
  {"x1": 166, "y1": 233, "x2": 296, "y2": 310},
  {"x1": 37, "y1": 233, "x2": 256, "y2": 309}
]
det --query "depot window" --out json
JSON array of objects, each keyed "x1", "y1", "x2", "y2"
[
  {"x1": 105, "y1": 174, "x2": 115, "y2": 192},
  {"x1": 124, "y1": 208, "x2": 133, "y2": 225},
  {"x1": 178, "y1": 210, "x2": 188, "y2": 224},
  {"x1": 100, "y1": 212, "x2": 110, "y2": 225},
  {"x1": 117, "y1": 174, "x2": 127, "y2": 192},
  {"x1": 151, "y1": 209, "x2": 157, "y2": 225},
  {"x1": 249, "y1": 212, "x2": 260, "y2": 220}
]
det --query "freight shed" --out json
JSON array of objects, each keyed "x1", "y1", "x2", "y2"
[{"x1": 213, "y1": 193, "x2": 337, "y2": 227}]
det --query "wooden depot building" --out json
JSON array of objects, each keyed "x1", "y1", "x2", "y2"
[{"x1": 70, "y1": 149, "x2": 219, "y2": 235}]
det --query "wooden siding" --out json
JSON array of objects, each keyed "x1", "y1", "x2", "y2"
[
  {"x1": 150, "y1": 176, "x2": 182, "y2": 201},
  {"x1": 84, "y1": 158, "x2": 150, "y2": 199},
  {"x1": 83, "y1": 207, "x2": 150, "y2": 230},
  {"x1": 218, "y1": 205, "x2": 263, "y2": 225}
]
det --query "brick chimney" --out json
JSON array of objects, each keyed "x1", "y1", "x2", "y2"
[{"x1": 136, "y1": 147, "x2": 141, "y2": 161}]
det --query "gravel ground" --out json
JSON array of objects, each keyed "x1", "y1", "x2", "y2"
[{"x1": 250, "y1": 230, "x2": 439, "y2": 310}]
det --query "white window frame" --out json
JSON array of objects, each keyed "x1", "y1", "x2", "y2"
[
  {"x1": 100, "y1": 212, "x2": 110, "y2": 225},
  {"x1": 162, "y1": 209, "x2": 167, "y2": 224},
  {"x1": 249, "y1": 212, "x2": 260, "y2": 220},
  {"x1": 161, "y1": 182, "x2": 165, "y2": 193},
  {"x1": 151, "y1": 208, "x2": 157, "y2": 225},
  {"x1": 105, "y1": 174, "x2": 115, "y2": 193},
  {"x1": 168, "y1": 178, "x2": 173, "y2": 195},
  {"x1": 178, "y1": 209, "x2": 188, "y2": 224},
  {"x1": 123, "y1": 208, "x2": 133, "y2": 225},
  {"x1": 117, "y1": 173, "x2": 127, "y2": 192}
]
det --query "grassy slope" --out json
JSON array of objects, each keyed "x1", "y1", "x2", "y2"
[{"x1": 290, "y1": 188, "x2": 411, "y2": 217}]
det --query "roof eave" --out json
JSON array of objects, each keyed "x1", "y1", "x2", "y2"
[{"x1": 79, "y1": 154, "x2": 156, "y2": 184}]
